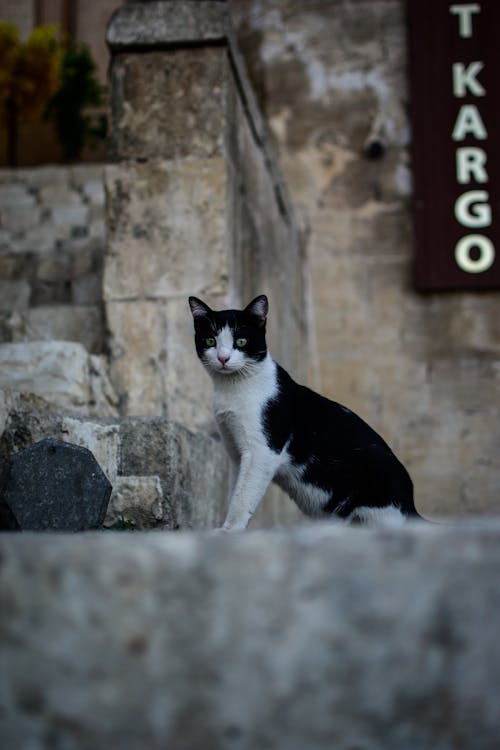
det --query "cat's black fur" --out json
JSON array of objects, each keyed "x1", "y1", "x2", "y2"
[
  {"x1": 189, "y1": 294, "x2": 421, "y2": 528},
  {"x1": 263, "y1": 363, "x2": 418, "y2": 521}
]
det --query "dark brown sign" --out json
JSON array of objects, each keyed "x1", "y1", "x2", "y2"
[{"x1": 407, "y1": 0, "x2": 500, "y2": 290}]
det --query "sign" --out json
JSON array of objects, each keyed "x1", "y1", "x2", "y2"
[{"x1": 407, "y1": 0, "x2": 500, "y2": 290}]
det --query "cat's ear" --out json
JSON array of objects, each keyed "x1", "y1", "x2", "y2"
[
  {"x1": 245, "y1": 295, "x2": 268, "y2": 325},
  {"x1": 189, "y1": 297, "x2": 212, "y2": 319}
]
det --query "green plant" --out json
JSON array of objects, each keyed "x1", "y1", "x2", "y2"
[
  {"x1": 46, "y1": 42, "x2": 107, "y2": 161},
  {"x1": 0, "y1": 22, "x2": 62, "y2": 165}
]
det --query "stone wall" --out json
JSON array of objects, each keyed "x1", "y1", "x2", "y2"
[
  {"x1": 0, "y1": 165, "x2": 106, "y2": 354},
  {"x1": 105, "y1": 1, "x2": 309, "y2": 431},
  {"x1": 2, "y1": 522, "x2": 500, "y2": 749},
  {"x1": 228, "y1": 0, "x2": 500, "y2": 518},
  {"x1": 0, "y1": 390, "x2": 228, "y2": 530}
]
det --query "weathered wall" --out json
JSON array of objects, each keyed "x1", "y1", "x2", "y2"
[
  {"x1": 2, "y1": 523, "x2": 500, "y2": 749},
  {"x1": 105, "y1": 1, "x2": 309, "y2": 431},
  {"x1": 228, "y1": 0, "x2": 500, "y2": 517},
  {"x1": 0, "y1": 166, "x2": 106, "y2": 353}
]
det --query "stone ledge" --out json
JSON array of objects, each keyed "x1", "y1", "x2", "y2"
[
  {"x1": 1, "y1": 523, "x2": 499, "y2": 749},
  {"x1": 106, "y1": 0, "x2": 228, "y2": 51}
]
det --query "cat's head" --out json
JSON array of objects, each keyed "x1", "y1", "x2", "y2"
[{"x1": 188, "y1": 295, "x2": 269, "y2": 377}]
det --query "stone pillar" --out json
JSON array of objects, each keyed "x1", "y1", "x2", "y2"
[{"x1": 105, "y1": 0, "x2": 308, "y2": 429}]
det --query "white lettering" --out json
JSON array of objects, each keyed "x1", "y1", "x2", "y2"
[
  {"x1": 452, "y1": 104, "x2": 487, "y2": 140},
  {"x1": 456, "y1": 147, "x2": 488, "y2": 184},
  {"x1": 455, "y1": 190, "x2": 491, "y2": 227},
  {"x1": 449, "y1": 4, "x2": 481, "y2": 38},
  {"x1": 452, "y1": 61, "x2": 485, "y2": 97},
  {"x1": 455, "y1": 234, "x2": 495, "y2": 273}
]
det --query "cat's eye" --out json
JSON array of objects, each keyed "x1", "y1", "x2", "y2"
[
  {"x1": 235, "y1": 338, "x2": 247, "y2": 348},
  {"x1": 205, "y1": 337, "x2": 216, "y2": 347}
]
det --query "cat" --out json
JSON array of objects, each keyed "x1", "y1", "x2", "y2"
[{"x1": 189, "y1": 294, "x2": 421, "y2": 530}]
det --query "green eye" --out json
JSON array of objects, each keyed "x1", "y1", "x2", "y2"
[
  {"x1": 235, "y1": 338, "x2": 247, "y2": 348},
  {"x1": 205, "y1": 337, "x2": 216, "y2": 347}
]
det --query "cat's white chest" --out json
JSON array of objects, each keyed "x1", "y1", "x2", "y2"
[{"x1": 212, "y1": 354, "x2": 278, "y2": 459}]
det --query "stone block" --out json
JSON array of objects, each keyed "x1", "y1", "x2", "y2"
[
  {"x1": 9, "y1": 224, "x2": 57, "y2": 254},
  {"x1": 0, "y1": 280, "x2": 31, "y2": 312},
  {"x1": 0, "y1": 341, "x2": 90, "y2": 412},
  {"x1": 0, "y1": 399, "x2": 120, "y2": 484},
  {"x1": 0, "y1": 203, "x2": 40, "y2": 233},
  {"x1": 0, "y1": 438, "x2": 111, "y2": 530},
  {"x1": 119, "y1": 417, "x2": 228, "y2": 529},
  {"x1": 106, "y1": 0, "x2": 228, "y2": 50},
  {"x1": 109, "y1": 48, "x2": 227, "y2": 159},
  {"x1": 104, "y1": 159, "x2": 227, "y2": 300},
  {"x1": 39, "y1": 185, "x2": 80, "y2": 206},
  {"x1": 106, "y1": 299, "x2": 166, "y2": 417},
  {"x1": 17, "y1": 165, "x2": 68, "y2": 189},
  {"x1": 61, "y1": 416, "x2": 120, "y2": 485},
  {"x1": 105, "y1": 475, "x2": 164, "y2": 529},
  {"x1": 0, "y1": 184, "x2": 35, "y2": 207},
  {"x1": 2, "y1": 524, "x2": 500, "y2": 748},
  {"x1": 7, "y1": 305, "x2": 104, "y2": 354},
  {"x1": 51, "y1": 204, "x2": 90, "y2": 231},
  {"x1": 72, "y1": 273, "x2": 102, "y2": 305},
  {"x1": 82, "y1": 179, "x2": 105, "y2": 206},
  {"x1": 68, "y1": 164, "x2": 104, "y2": 188}
]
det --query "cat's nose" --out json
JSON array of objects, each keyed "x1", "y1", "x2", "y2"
[{"x1": 218, "y1": 352, "x2": 230, "y2": 365}]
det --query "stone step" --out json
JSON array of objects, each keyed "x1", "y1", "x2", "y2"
[
  {"x1": 0, "y1": 393, "x2": 228, "y2": 531},
  {"x1": 1, "y1": 523, "x2": 499, "y2": 749},
  {"x1": 0, "y1": 341, "x2": 118, "y2": 417}
]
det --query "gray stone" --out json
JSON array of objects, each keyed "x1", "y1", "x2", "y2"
[
  {"x1": 106, "y1": 0, "x2": 228, "y2": 51},
  {"x1": 0, "y1": 341, "x2": 91, "y2": 412},
  {"x1": 0, "y1": 438, "x2": 111, "y2": 530},
  {"x1": 7, "y1": 305, "x2": 104, "y2": 354},
  {"x1": 0, "y1": 280, "x2": 31, "y2": 312},
  {"x1": 0, "y1": 184, "x2": 35, "y2": 207},
  {"x1": 105, "y1": 475, "x2": 164, "y2": 529},
  {"x1": 119, "y1": 417, "x2": 229, "y2": 530},
  {"x1": 1, "y1": 523, "x2": 500, "y2": 748},
  {"x1": 109, "y1": 48, "x2": 227, "y2": 160},
  {"x1": 51, "y1": 204, "x2": 90, "y2": 231}
]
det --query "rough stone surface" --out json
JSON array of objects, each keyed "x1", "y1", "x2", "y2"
[
  {"x1": 110, "y1": 48, "x2": 227, "y2": 160},
  {"x1": 119, "y1": 417, "x2": 229, "y2": 530},
  {"x1": 228, "y1": 0, "x2": 500, "y2": 516},
  {"x1": 0, "y1": 343, "x2": 118, "y2": 417},
  {"x1": 0, "y1": 165, "x2": 106, "y2": 353},
  {"x1": 0, "y1": 342, "x2": 90, "y2": 411},
  {"x1": 6, "y1": 305, "x2": 104, "y2": 354},
  {"x1": 1, "y1": 523, "x2": 500, "y2": 748},
  {"x1": 106, "y1": 0, "x2": 227, "y2": 50},
  {"x1": 104, "y1": 159, "x2": 227, "y2": 300},
  {"x1": 0, "y1": 438, "x2": 111, "y2": 530},
  {"x1": 105, "y1": 475, "x2": 164, "y2": 529},
  {"x1": 0, "y1": 403, "x2": 233, "y2": 531}
]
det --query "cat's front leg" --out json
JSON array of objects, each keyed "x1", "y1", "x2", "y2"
[{"x1": 221, "y1": 448, "x2": 280, "y2": 531}]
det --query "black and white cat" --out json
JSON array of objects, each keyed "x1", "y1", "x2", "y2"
[{"x1": 189, "y1": 294, "x2": 421, "y2": 530}]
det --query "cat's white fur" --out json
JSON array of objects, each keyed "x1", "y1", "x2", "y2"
[
  {"x1": 212, "y1": 348, "x2": 284, "y2": 530},
  {"x1": 347, "y1": 506, "x2": 406, "y2": 527}
]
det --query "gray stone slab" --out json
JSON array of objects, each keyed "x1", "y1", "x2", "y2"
[
  {"x1": 1, "y1": 523, "x2": 500, "y2": 749},
  {"x1": 106, "y1": 0, "x2": 228, "y2": 50},
  {"x1": 0, "y1": 438, "x2": 112, "y2": 530}
]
